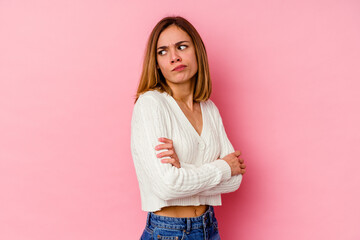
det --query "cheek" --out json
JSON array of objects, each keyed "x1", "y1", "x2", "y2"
[
  {"x1": 193, "y1": 59, "x2": 198, "y2": 71},
  {"x1": 188, "y1": 51, "x2": 198, "y2": 70},
  {"x1": 157, "y1": 58, "x2": 167, "y2": 71},
  {"x1": 157, "y1": 62, "x2": 170, "y2": 78},
  {"x1": 190, "y1": 55, "x2": 198, "y2": 71}
]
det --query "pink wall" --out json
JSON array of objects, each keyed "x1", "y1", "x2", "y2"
[{"x1": 1, "y1": 0, "x2": 359, "y2": 239}]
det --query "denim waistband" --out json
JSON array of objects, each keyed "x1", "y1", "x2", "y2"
[{"x1": 146, "y1": 206, "x2": 215, "y2": 232}]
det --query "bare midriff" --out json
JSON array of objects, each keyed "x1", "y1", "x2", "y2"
[{"x1": 153, "y1": 205, "x2": 209, "y2": 218}]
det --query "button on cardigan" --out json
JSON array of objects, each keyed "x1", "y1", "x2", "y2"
[{"x1": 130, "y1": 90, "x2": 242, "y2": 212}]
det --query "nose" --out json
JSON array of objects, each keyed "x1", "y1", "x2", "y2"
[
  {"x1": 170, "y1": 50, "x2": 181, "y2": 64},
  {"x1": 171, "y1": 56, "x2": 181, "y2": 63}
]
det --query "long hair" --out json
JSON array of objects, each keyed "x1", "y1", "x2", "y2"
[{"x1": 134, "y1": 16, "x2": 212, "y2": 103}]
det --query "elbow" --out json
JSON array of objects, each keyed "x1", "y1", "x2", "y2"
[
  {"x1": 150, "y1": 167, "x2": 198, "y2": 201},
  {"x1": 235, "y1": 176, "x2": 242, "y2": 190},
  {"x1": 229, "y1": 174, "x2": 243, "y2": 192},
  {"x1": 151, "y1": 180, "x2": 182, "y2": 201},
  {"x1": 235, "y1": 174, "x2": 243, "y2": 189}
]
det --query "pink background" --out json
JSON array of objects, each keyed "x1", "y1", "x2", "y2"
[{"x1": 1, "y1": 0, "x2": 359, "y2": 239}]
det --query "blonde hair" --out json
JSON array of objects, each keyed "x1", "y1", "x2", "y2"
[{"x1": 134, "y1": 16, "x2": 212, "y2": 103}]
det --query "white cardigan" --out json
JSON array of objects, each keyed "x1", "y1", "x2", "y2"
[{"x1": 130, "y1": 90, "x2": 242, "y2": 212}]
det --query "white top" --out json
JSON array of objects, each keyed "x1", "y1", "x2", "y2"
[{"x1": 130, "y1": 89, "x2": 242, "y2": 212}]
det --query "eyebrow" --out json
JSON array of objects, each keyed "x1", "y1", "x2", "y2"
[{"x1": 157, "y1": 41, "x2": 190, "y2": 50}]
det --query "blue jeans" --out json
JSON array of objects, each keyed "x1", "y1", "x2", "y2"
[{"x1": 140, "y1": 205, "x2": 221, "y2": 240}]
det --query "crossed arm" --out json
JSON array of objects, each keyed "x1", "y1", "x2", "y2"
[
  {"x1": 154, "y1": 100, "x2": 246, "y2": 196},
  {"x1": 155, "y1": 137, "x2": 246, "y2": 196},
  {"x1": 131, "y1": 95, "x2": 245, "y2": 200}
]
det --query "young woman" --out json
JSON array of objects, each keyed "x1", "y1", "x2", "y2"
[{"x1": 131, "y1": 16, "x2": 246, "y2": 239}]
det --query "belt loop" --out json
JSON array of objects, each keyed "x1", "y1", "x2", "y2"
[
  {"x1": 186, "y1": 218, "x2": 191, "y2": 233},
  {"x1": 146, "y1": 212, "x2": 151, "y2": 227},
  {"x1": 209, "y1": 208, "x2": 213, "y2": 224}
]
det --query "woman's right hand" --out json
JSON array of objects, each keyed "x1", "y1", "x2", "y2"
[{"x1": 222, "y1": 150, "x2": 246, "y2": 176}]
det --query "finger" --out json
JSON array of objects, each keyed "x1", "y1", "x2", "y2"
[
  {"x1": 172, "y1": 159, "x2": 181, "y2": 168},
  {"x1": 156, "y1": 149, "x2": 174, "y2": 158},
  {"x1": 155, "y1": 143, "x2": 172, "y2": 150},
  {"x1": 234, "y1": 150, "x2": 241, "y2": 157},
  {"x1": 238, "y1": 158, "x2": 244, "y2": 164},
  {"x1": 158, "y1": 137, "x2": 173, "y2": 144},
  {"x1": 161, "y1": 158, "x2": 173, "y2": 164},
  {"x1": 161, "y1": 158, "x2": 178, "y2": 167},
  {"x1": 240, "y1": 164, "x2": 246, "y2": 169},
  {"x1": 241, "y1": 169, "x2": 246, "y2": 174}
]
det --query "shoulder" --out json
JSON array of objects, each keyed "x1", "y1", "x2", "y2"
[
  {"x1": 133, "y1": 90, "x2": 168, "y2": 115},
  {"x1": 136, "y1": 90, "x2": 166, "y2": 107},
  {"x1": 203, "y1": 98, "x2": 221, "y2": 116},
  {"x1": 138, "y1": 89, "x2": 165, "y2": 102},
  {"x1": 132, "y1": 90, "x2": 171, "y2": 129}
]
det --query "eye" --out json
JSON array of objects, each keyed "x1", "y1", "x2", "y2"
[
  {"x1": 158, "y1": 50, "x2": 166, "y2": 55},
  {"x1": 178, "y1": 45, "x2": 187, "y2": 50}
]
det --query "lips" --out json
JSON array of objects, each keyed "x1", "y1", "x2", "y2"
[{"x1": 172, "y1": 65, "x2": 187, "y2": 71}]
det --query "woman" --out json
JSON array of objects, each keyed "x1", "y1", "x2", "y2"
[{"x1": 131, "y1": 16, "x2": 246, "y2": 239}]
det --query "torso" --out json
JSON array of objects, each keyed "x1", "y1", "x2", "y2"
[
  {"x1": 177, "y1": 101, "x2": 203, "y2": 136},
  {"x1": 154, "y1": 101, "x2": 206, "y2": 217},
  {"x1": 154, "y1": 205, "x2": 209, "y2": 217}
]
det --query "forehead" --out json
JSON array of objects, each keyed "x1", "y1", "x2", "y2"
[{"x1": 157, "y1": 25, "x2": 192, "y2": 47}]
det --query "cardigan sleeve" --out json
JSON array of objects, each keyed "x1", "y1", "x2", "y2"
[
  {"x1": 197, "y1": 100, "x2": 243, "y2": 196},
  {"x1": 131, "y1": 94, "x2": 232, "y2": 201}
]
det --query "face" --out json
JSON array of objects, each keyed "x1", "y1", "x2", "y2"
[{"x1": 156, "y1": 25, "x2": 198, "y2": 86}]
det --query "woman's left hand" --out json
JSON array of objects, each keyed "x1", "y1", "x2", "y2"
[{"x1": 155, "y1": 137, "x2": 181, "y2": 168}]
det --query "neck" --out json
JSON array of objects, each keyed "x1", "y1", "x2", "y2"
[
  {"x1": 167, "y1": 80, "x2": 195, "y2": 104},
  {"x1": 166, "y1": 78, "x2": 196, "y2": 107}
]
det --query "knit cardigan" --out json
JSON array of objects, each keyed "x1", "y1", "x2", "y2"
[{"x1": 130, "y1": 90, "x2": 242, "y2": 212}]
